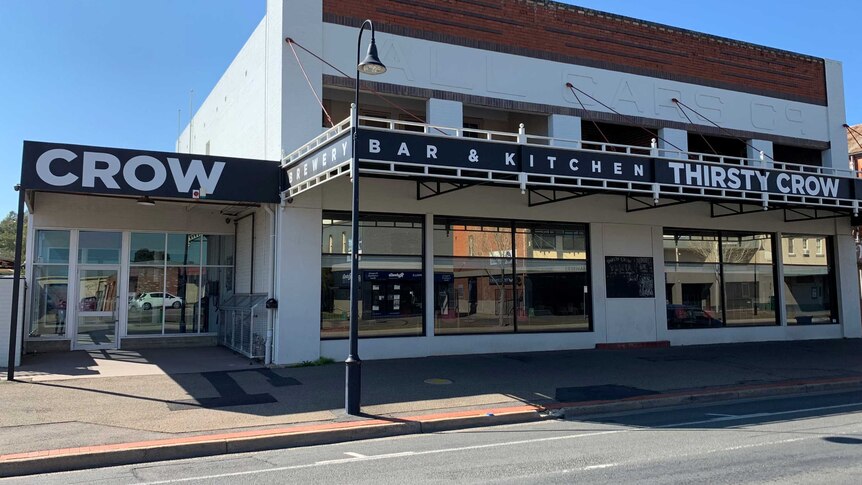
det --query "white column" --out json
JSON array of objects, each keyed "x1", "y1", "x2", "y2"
[
  {"x1": 275, "y1": 0, "x2": 324, "y2": 160},
  {"x1": 822, "y1": 59, "x2": 849, "y2": 171},
  {"x1": 426, "y1": 98, "x2": 462, "y2": 135},
  {"x1": 548, "y1": 114, "x2": 581, "y2": 148},
  {"x1": 747, "y1": 139, "x2": 774, "y2": 168},
  {"x1": 656, "y1": 127, "x2": 687, "y2": 158},
  {"x1": 834, "y1": 232, "x2": 862, "y2": 338},
  {"x1": 273, "y1": 194, "x2": 324, "y2": 364}
]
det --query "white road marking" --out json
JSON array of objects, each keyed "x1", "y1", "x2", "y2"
[
  {"x1": 659, "y1": 401, "x2": 862, "y2": 428},
  {"x1": 136, "y1": 402, "x2": 862, "y2": 484},
  {"x1": 140, "y1": 430, "x2": 626, "y2": 484},
  {"x1": 582, "y1": 463, "x2": 619, "y2": 470},
  {"x1": 343, "y1": 452, "x2": 366, "y2": 458},
  {"x1": 534, "y1": 392, "x2": 554, "y2": 400}
]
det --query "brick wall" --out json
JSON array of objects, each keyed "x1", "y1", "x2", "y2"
[{"x1": 323, "y1": 0, "x2": 826, "y2": 105}]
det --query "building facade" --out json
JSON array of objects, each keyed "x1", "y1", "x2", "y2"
[{"x1": 18, "y1": 0, "x2": 862, "y2": 364}]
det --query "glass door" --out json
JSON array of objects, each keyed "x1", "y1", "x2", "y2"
[{"x1": 75, "y1": 266, "x2": 120, "y2": 349}]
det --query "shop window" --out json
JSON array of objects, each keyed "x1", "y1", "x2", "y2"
[
  {"x1": 321, "y1": 212, "x2": 424, "y2": 339},
  {"x1": 664, "y1": 230, "x2": 777, "y2": 329},
  {"x1": 783, "y1": 235, "x2": 837, "y2": 325},
  {"x1": 29, "y1": 231, "x2": 70, "y2": 337},
  {"x1": 78, "y1": 231, "x2": 121, "y2": 265},
  {"x1": 128, "y1": 233, "x2": 234, "y2": 335},
  {"x1": 433, "y1": 217, "x2": 590, "y2": 335}
]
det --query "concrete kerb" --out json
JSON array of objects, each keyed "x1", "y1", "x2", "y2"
[{"x1": 3, "y1": 377, "x2": 862, "y2": 478}]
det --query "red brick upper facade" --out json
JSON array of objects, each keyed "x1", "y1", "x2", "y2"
[{"x1": 323, "y1": 0, "x2": 827, "y2": 106}]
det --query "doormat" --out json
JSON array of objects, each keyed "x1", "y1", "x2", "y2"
[{"x1": 555, "y1": 384, "x2": 659, "y2": 403}]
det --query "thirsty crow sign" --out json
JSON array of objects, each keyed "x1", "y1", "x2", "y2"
[{"x1": 21, "y1": 141, "x2": 281, "y2": 203}]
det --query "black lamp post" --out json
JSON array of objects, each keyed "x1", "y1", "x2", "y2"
[{"x1": 346, "y1": 19, "x2": 386, "y2": 415}]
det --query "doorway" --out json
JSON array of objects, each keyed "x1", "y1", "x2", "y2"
[{"x1": 75, "y1": 266, "x2": 120, "y2": 349}]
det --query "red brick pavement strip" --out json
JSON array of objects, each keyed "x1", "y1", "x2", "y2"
[{"x1": 3, "y1": 377, "x2": 862, "y2": 477}]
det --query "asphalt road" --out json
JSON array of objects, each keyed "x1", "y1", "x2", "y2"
[{"x1": 7, "y1": 390, "x2": 862, "y2": 484}]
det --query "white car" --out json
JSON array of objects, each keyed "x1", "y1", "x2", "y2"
[{"x1": 132, "y1": 292, "x2": 183, "y2": 310}]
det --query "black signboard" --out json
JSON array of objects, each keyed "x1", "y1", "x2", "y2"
[
  {"x1": 523, "y1": 145, "x2": 653, "y2": 182},
  {"x1": 654, "y1": 159, "x2": 851, "y2": 200},
  {"x1": 357, "y1": 128, "x2": 519, "y2": 172},
  {"x1": 21, "y1": 141, "x2": 280, "y2": 203},
  {"x1": 284, "y1": 131, "x2": 352, "y2": 190},
  {"x1": 283, "y1": 127, "x2": 862, "y2": 206},
  {"x1": 605, "y1": 256, "x2": 655, "y2": 298}
]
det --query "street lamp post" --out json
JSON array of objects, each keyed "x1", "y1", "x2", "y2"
[{"x1": 346, "y1": 19, "x2": 386, "y2": 415}]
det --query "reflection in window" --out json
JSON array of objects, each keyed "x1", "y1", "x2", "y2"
[
  {"x1": 128, "y1": 233, "x2": 234, "y2": 335},
  {"x1": 783, "y1": 235, "x2": 836, "y2": 325},
  {"x1": 321, "y1": 212, "x2": 424, "y2": 339},
  {"x1": 664, "y1": 230, "x2": 777, "y2": 329},
  {"x1": 78, "y1": 231, "x2": 121, "y2": 264},
  {"x1": 433, "y1": 218, "x2": 590, "y2": 335},
  {"x1": 29, "y1": 230, "x2": 70, "y2": 337}
]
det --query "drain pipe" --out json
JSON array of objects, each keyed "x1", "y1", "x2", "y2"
[{"x1": 263, "y1": 204, "x2": 278, "y2": 365}]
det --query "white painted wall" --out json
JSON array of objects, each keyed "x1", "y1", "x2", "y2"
[
  {"x1": 266, "y1": 175, "x2": 855, "y2": 363},
  {"x1": 235, "y1": 215, "x2": 253, "y2": 293},
  {"x1": 30, "y1": 193, "x2": 232, "y2": 235},
  {"x1": 178, "y1": 18, "x2": 269, "y2": 160},
  {"x1": 0, "y1": 279, "x2": 25, "y2": 368},
  {"x1": 321, "y1": 23, "x2": 832, "y2": 144},
  {"x1": 822, "y1": 59, "x2": 850, "y2": 170},
  {"x1": 274, "y1": 192, "x2": 323, "y2": 364}
]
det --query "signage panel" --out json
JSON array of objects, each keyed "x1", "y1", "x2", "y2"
[
  {"x1": 284, "y1": 131, "x2": 352, "y2": 190},
  {"x1": 357, "y1": 128, "x2": 519, "y2": 173},
  {"x1": 523, "y1": 145, "x2": 653, "y2": 182},
  {"x1": 21, "y1": 141, "x2": 280, "y2": 203},
  {"x1": 655, "y1": 159, "x2": 852, "y2": 199}
]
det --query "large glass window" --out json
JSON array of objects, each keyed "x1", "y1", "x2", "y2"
[
  {"x1": 782, "y1": 235, "x2": 837, "y2": 325},
  {"x1": 128, "y1": 233, "x2": 234, "y2": 335},
  {"x1": 29, "y1": 230, "x2": 70, "y2": 337},
  {"x1": 434, "y1": 217, "x2": 590, "y2": 335},
  {"x1": 664, "y1": 230, "x2": 777, "y2": 329},
  {"x1": 321, "y1": 212, "x2": 424, "y2": 339}
]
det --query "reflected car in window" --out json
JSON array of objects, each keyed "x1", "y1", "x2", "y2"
[
  {"x1": 667, "y1": 304, "x2": 722, "y2": 329},
  {"x1": 130, "y1": 292, "x2": 183, "y2": 310}
]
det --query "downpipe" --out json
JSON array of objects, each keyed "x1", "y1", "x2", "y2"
[{"x1": 263, "y1": 204, "x2": 278, "y2": 365}]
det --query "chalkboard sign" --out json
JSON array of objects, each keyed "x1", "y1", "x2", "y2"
[{"x1": 605, "y1": 256, "x2": 655, "y2": 298}]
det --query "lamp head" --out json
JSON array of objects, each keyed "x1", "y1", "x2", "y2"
[
  {"x1": 358, "y1": 39, "x2": 386, "y2": 75},
  {"x1": 137, "y1": 196, "x2": 155, "y2": 206}
]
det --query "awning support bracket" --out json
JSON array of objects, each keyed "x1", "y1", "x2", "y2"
[
  {"x1": 783, "y1": 207, "x2": 850, "y2": 222},
  {"x1": 626, "y1": 195, "x2": 690, "y2": 213},
  {"x1": 527, "y1": 189, "x2": 590, "y2": 207},
  {"x1": 416, "y1": 180, "x2": 472, "y2": 200},
  {"x1": 710, "y1": 202, "x2": 778, "y2": 218}
]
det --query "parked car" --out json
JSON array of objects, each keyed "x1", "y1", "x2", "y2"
[
  {"x1": 667, "y1": 304, "x2": 722, "y2": 329},
  {"x1": 131, "y1": 292, "x2": 183, "y2": 310},
  {"x1": 79, "y1": 296, "x2": 98, "y2": 311}
]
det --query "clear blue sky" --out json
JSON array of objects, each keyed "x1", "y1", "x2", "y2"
[{"x1": 1, "y1": 1, "x2": 859, "y2": 215}]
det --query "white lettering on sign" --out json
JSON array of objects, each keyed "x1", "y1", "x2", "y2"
[
  {"x1": 36, "y1": 148, "x2": 225, "y2": 194},
  {"x1": 667, "y1": 161, "x2": 840, "y2": 197},
  {"x1": 369, "y1": 139, "x2": 381, "y2": 153},
  {"x1": 83, "y1": 152, "x2": 121, "y2": 189},
  {"x1": 36, "y1": 148, "x2": 78, "y2": 186},
  {"x1": 124, "y1": 155, "x2": 167, "y2": 191}
]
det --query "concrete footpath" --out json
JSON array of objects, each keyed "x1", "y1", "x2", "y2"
[{"x1": 2, "y1": 339, "x2": 862, "y2": 477}]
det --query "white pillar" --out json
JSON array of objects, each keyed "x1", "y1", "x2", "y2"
[
  {"x1": 273, "y1": 194, "x2": 323, "y2": 364},
  {"x1": 275, "y1": 0, "x2": 324, "y2": 159},
  {"x1": 656, "y1": 127, "x2": 687, "y2": 158},
  {"x1": 548, "y1": 114, "x2": 581, "y2": 149},
  {"x1": 822, "y1": 59, "x2": 849, "y2": 172},
  {"x1": 426, "y1": 98, "x2": 462, "y2": 135},
  {"x1": 747, "y1": 139, "x2": 774, "y2": 168},
  {"x1": 834, "y1": 232, "x2": 862, "y2": 338}
]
